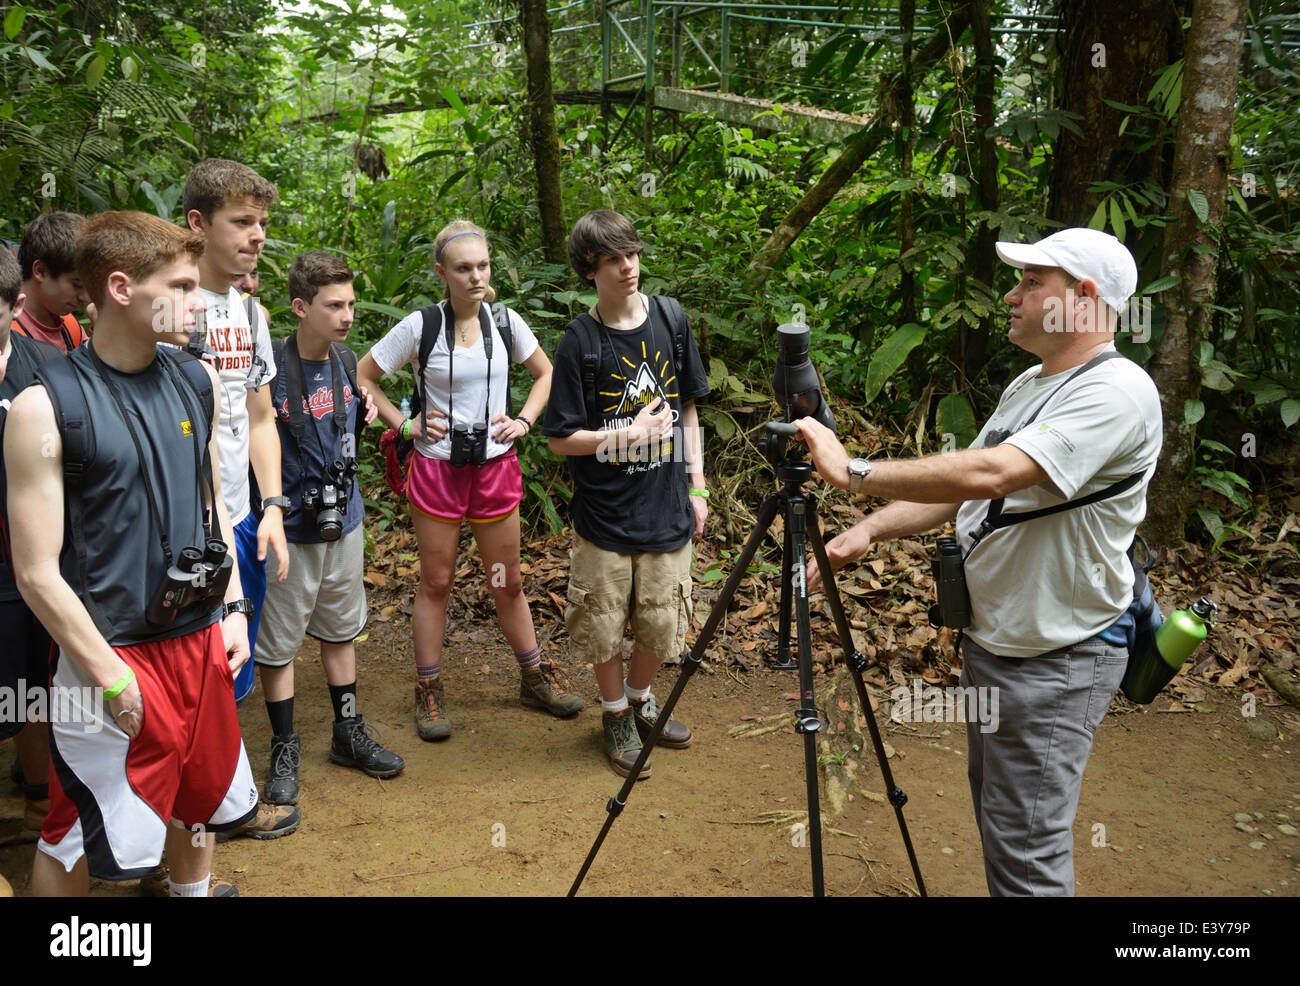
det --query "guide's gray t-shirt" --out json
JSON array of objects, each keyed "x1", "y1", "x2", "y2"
[{"x1": 955, "y1": 349, "x2": 1162, "y2": 658}]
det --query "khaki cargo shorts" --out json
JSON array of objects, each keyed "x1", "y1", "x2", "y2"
[{"x1": 564, "y1": 533, "x2": 693, "y2": 665}]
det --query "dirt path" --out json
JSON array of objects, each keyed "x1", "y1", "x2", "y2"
[{"x1": 5, "y1": 613, "x2": 1295, "y2": 897}]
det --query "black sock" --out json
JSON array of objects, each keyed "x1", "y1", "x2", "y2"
[
  {"x1": 23, "y1": 781, "x2": 48, "y2": 802},
  {"x1": 329, "y1": 682, "x2": 358, "y2": 723},
  {"x1": 266, "y1": 697, "x2": 295, "y2": 737}
]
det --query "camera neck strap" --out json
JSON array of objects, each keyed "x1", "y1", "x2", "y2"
[
  {"x1": 283, "y1": 334, "x2": 350, "y2": 443},
  {"x1": 965, "y1": 349, "x2": 1138, "y2": 560},
  {"x1": 87, "y1": 344, "x2": 214, "y2": 569},
  {"x1": 445, "y1": 300, "x2": 493, "y2": 429}
]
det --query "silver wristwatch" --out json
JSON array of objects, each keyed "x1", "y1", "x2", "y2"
[{"x1": 847, "y1": 458, "x2": 871, "y2": 494}]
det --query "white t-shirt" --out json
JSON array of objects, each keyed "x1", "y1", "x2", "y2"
[
  {"x1": 955, "y1": 349, "x2": 1162, "y2": 658},
  {"x1": 368, "y1": 303, "x2": 538, "y2": 461},
  {"x1": 196, "y1": 286, "x2": 276, "y2": 524}
]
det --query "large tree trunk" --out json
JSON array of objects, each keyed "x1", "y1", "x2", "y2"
[
  {"x1": 1047, "y1": 0, "x2": 1186, "y2": 227},
  {"x1": 519, "y1": 0, "x2": 567, "y2": 265},
  {"x1": 964, "y1": 1, "x2": 998, "y2": 385},
  {"x1": 747, "y1": 4, "x2": 972, "y2": 280},
  {"x1": 1145, "y1": 0, "x2": 1249, "y2": 545}
]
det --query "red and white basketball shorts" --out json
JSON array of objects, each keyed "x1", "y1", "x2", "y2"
[{"x1": 39, "y1": 622, "x2": 259, "y2": 881}]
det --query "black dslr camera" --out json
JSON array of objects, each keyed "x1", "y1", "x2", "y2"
[
  {"x1": 146, "y1": 539, "x2": 234, "y2": 626},
  {"x1": 449, "y1": 421, "x2": 488, "y2": 467},
  {"x1": 303, "y1": 458, "x2": 357, "y2": 542}
]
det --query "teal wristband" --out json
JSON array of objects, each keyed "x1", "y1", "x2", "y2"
[{"x1": 104, "y1": 668, "x2": 136, "y2": 699}]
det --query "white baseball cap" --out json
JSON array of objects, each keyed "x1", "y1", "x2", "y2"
[{"x1": 996, "y1": 228, "x2": 1138, "y2": 312}]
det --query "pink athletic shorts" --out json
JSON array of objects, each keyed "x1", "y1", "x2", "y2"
[{"x1": 407, "y1": 447, "x2": 523, "y2": 524}]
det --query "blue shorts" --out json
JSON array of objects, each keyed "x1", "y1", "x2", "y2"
[{"x1": 233, "y1": 510, "x2": 268, "y2": 705}]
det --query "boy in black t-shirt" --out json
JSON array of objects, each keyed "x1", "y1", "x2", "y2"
[
  {"x1": 542, "y1": 211, "x2": 710, "y2": 779},
  {"x1": 254, "y1": 252, "x2": 401, "y2": 806}
]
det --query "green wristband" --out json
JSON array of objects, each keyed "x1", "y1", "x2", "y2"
[
  {"x1": 400, "y1": 418, "x2": 413, "y2": 440},
  {"x1": 104, "y1": 668, "x2": 136, "y2": 699},
  {"x1": 689, "y1": 488, "x2": 709, "y2": 499}
]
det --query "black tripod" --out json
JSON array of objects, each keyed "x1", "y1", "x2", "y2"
[{"x1": 569, "y1": 422, "x2": 927, "y2": 897}]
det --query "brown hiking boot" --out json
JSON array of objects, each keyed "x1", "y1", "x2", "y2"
[
  {"x1": 215, "y1": 802, "x2": 301, "y2": 843},
  {"x1": 602, "y1": 707, "x2": 650, "y2": 780},
  {"x1": 415, "y1": 677, "x2": 451, "y2": 741},
  {"x1": 139, "y1": 864, "x2": 238, "y2": 897},
  {"x1": 520, "y1": 659, "x2": 584, "y2": 718}
]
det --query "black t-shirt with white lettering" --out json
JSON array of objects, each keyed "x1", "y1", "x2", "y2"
[{"x1": 543, "y1": 300, "x2": 709, "y2": 553}]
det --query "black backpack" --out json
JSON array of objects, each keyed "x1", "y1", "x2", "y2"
[
  {"x1": 0, "y1": 334, "x2": 64, "y2": 584},
  {"x1": 35, "y1": 347, "x2": 215, "y2": 637},
  {"x1": 407, "y1": 300, "x2": 517, "y2": 434},
  {"x1": 565, "y1": 294, "x2": 689, "y2": 428}
]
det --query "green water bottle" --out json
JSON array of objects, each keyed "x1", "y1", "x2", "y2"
[{"x1": 1121, "y1": 596, "x2": 1217, "y2": 704}]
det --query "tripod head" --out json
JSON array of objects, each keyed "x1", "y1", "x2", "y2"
[{"x1": 758, "y1": 421, "x2": 813, "y2": 487}]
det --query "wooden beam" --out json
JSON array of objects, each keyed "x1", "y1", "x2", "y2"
[{"x1": 652, "y1": 86, "x2": 870, "y2": 142}]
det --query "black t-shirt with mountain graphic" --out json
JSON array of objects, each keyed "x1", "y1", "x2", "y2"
[{"x1": 543, "y1": 302, "x2": 709, "y2": 553}]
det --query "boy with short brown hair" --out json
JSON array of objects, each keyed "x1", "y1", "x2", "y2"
[
  {"x1": 7, "y1": 210, "x2": 260, "y2": 896},
  {"x1": 254, "y1": 251, "x2": 401, "y2": 805},
  {"x1": 11, "y1": 211, "x2": 90, "y2": 353},
  {"x1": 182, "y1": 157, "x2": 299, "y2": 839},
  {"x1": 544, "y1": 211, "x2": 710, "y2": 779}
]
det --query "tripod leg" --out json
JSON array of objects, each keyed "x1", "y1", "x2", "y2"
[
  {"x1": 772, "y1": 512, "x2": 795, "y2": 669},
  {"x1": 569, "y1": 491, "x2": 785, "y2": 897},
  {"x1": 786, "y1": 497, "x2": 825, "y2": 896},
  {"x1": 805, "y1": 509, "x2": 928, "y2": 897}
]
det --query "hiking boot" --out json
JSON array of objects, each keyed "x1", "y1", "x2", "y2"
[
  {"x1": 414, "y1": 677, "x2": 450, "y2": 741},
  {"x1": 631, "y1": 693, "x2": 692, "y2": 749},
  {"x1": 520, "y1": 659, "x2": 584, "y2": 718},
  {"x1": 264, "y1": 732, "x2": 301, "y2": 806},
  {"x1": 602, "y1": 707, "x2": 650, "y2": 780},
  {"x1": 139, "y1": 865, "x2": 238, "y2": 898},
  {"x1": 215, "y1": 802, "x2": 302, "y2": 843},
  {"x1": 329, "y1": 718, "x2": 405, "y2": 779}
]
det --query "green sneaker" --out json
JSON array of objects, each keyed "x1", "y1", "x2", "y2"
[{"x1": 602, "y1": 707, "x2": 650, "y2": 780}]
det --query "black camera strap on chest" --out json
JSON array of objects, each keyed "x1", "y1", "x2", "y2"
[
  {"x1": 411, "y1": 301, "x2": 515, "y2": 439},
  {"x1": 570, "y1": 295, "x2": 687, "y2": 429},
  {"x1": 964, "y1": 349, "x2": 1144, "y2": 560},
  {"x1": 276, "y1": 336, "x2": 363, "y2": 492},
  {"x1": 446, "y1": 300, "x2": 494, "y2": 432},
  {"x1": 89, "y1": 346, "x2": 216, "y2": 570}
]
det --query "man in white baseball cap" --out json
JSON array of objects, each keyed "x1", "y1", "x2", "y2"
[{"x1": 794, "y1": 227, "x2": 1162, "y2": 895}]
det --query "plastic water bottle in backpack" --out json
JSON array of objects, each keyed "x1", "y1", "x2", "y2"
[{"x1": 1121, "y1": 596, "x2": 1217, "y2": 703}]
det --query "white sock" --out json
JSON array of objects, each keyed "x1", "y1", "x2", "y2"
[
  {"x1": 169, "y1": 875, "x2": 210, "y2": 898},
  {"x1": 601, "y1": 695, "x2": 629, "y2": 714},
  {"x1": 624, "y1": 679, "x2": 650, "y2": 702}
]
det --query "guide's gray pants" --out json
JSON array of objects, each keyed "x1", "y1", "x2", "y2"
[{"x1": 960, "y1": 634, "x2": 1127, "y2": 896}]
